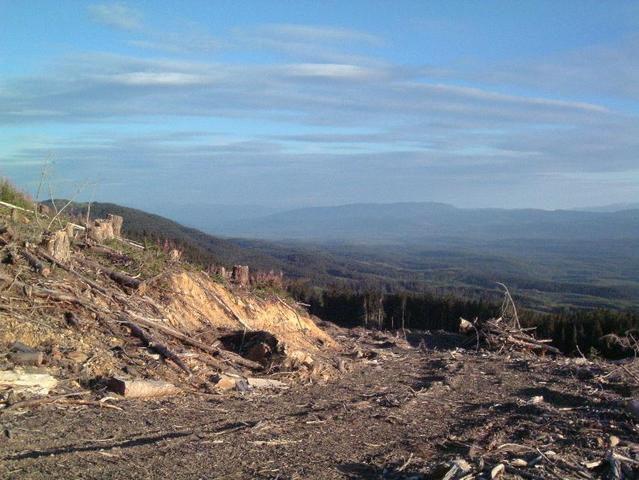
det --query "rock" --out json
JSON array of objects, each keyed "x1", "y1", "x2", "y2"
[
  {"x1": 609, "y1": 435, "x2": 620, "y2": 447},
  {"x1": 106, "y1": 377, "x2": 180, "y2": 398},
  {"x1": 573, "y1": 357, "x2": 590, "y2": 366},
  {"x1": 287, "y1": 350, "x2": 314, "y2": 368},
  {"x1": 459, "y1": 318, "x2": 475, "y2": 333},
  {"x1": 511, "y1": 458, "x2": 527, "y2": 467},
  {"x1": 67, "y1": 351, "x2": 88, "y2": 364},
  {"x1": 42, "y1": 229, "x2": 71, "y2": 263}
]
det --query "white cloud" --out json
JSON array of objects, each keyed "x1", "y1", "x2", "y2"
[
  {"x1": 100, "y1": 72, "x2": 211, "y2": 86},
  {"x1": 287, "y1": 63, "x2": 379, "y2": 80},
  {"x1": 258, "y1": 24, "x2": 383, "y2": 45},
  {"x1": 88, "y1": 3, "x2": 143, "y2": 31}
]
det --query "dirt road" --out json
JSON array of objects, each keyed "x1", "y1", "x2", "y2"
[{"x1": 1, "y1": 336, "x2": 637, "y2": 479}]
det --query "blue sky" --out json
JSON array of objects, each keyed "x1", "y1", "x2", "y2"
[{"x1": 1, "y1": 0, "x2": 639, "y2": 214}]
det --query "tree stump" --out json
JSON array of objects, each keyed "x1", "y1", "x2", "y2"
[
  {"x1": 107, "y1": 214, "x2": 123, "y2": 237},
  {"x1": 42, "y1": 229, "x2": 71, "y2": 263},
  {"x1": 232, "y1": 265, "x2": 250, "y2": 285},
  {"x1": 88, "y1": 218, "x2": 115, "y2": 243}
]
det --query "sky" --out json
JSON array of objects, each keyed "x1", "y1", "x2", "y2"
[{"x1": 1, "y1": 0, "x2": 639, "y2": 214}]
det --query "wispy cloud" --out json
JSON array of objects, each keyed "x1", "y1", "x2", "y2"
[
  {"x1": 457, "y1": 34, "x2": 639, "y2": 102},
  {"x1": 257, "y1": 23, "x2": 383, "y2": 45},
  {"x1": 4, "y1": 9, "x2": 639, "y2": 209},
  {"x1": 88, "y1": 2, "x2": 143, "y2": 31}
]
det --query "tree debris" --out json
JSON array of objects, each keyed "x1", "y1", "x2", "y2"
[
  {"x1": 106, "y1": 377, "x2": 180, "y2": 398},
  {"x1": 0, "y1": 369, "x2": 57, "y2": 396}
]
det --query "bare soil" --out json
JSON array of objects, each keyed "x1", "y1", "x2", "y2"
[{"x1": 2, "y1": 330, "x2": 638, "y2": 480}]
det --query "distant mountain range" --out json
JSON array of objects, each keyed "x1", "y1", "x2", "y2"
[
  {"x1": 573, "y1": 202, "x2": 639, "y2": 213},
  {"x1": 202, "y1": 202, "x2": 639, "y2": 243}
]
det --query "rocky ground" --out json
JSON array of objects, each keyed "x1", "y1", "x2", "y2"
[{"x1": 1, "y1": 329, "x2": 638, "y2": 480}]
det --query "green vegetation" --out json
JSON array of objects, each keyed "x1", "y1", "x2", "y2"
[{"x1": 0, "y1": 178, "x2": 33, "y2": 210}]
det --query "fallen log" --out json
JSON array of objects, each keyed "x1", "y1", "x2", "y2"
[
  {"x1": 22, "y1": 249, "x2": 50, "y2": 277},
  {"x1": 120, "y1": 320, "x2": 191, "y2": 375},
  {"x1": 87, "y1": 244, "x2": 130, "y2": 262},
  {"x1": 106, "y1": 268, "x2": 145, "y2": 292},
  {"x1": 505, "y1": 335, "x2": 562, "y2": 355},
  {"x1": 4, "y1": 397, "x2": 122, "y2": 412},
  {"x1": 78, "y1": 258, "x2": 144, "y2": 292},
  {"x1": 211, "y1": 374, "x2": 286, "y2": 391},
  {"x1": 125, "y1": 313, "x2": 261, "y2": 371},
  {"x1": 106, "y1": 377, "x2": 180, "y2": 398}
]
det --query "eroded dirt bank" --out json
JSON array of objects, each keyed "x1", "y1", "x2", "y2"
[{"x1": 2, "y1": 330, "x2": 638, "y2": 480}]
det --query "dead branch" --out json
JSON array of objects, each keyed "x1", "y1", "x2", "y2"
[
  {"x1": 119, "y1": 318, "x2": 192, "y2": 375},
  {"x1": 0, "y1": 271, "x2": 92, "y2": 307},
  {"x1": 36, "y1": 248, "x2": 110, "y2": 296},
  {"x1": 497, "y1": 282, "x2": 521, "y2": 330}
]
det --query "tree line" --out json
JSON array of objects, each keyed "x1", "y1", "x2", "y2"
[{"x1": 289, "y1": 282, "x2": 639, "y2": 357}]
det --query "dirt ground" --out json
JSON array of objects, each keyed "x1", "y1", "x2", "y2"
[{"x1": 1, "y1": 331, "x2": 638, "y2": 480}]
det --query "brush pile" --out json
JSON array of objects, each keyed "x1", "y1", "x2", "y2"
[
  {"x1": 460, "y1": 316, "x2": 561, "y2": 355},
  {"x1": 460, "y1": 283, "x2": 561, "y2": 355}
]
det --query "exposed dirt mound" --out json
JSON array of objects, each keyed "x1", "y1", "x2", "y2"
[{"x1": 162, "y1": 271, "x2": 335, "y2": 353}]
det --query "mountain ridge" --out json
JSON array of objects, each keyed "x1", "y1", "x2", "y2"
[{"x1": 209, "y1": 201, "x2": 639, "y2": 243}]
